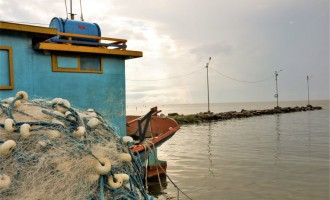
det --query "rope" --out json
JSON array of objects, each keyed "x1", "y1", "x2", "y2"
[
  {"x1": 126, "y1": 67, "x2": 205, "y2": 81},
  {"x1": 146, "y1": 141, "x2": 193, "y2": 200},
  {"x1": 210, "y1": 67, "x2": 275, "y2": 83}
]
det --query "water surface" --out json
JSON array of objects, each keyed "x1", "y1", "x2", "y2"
[{"x1": 140, "y1": 101, "x2": 329, "y2": 200}]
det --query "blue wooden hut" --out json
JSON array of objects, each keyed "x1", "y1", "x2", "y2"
[{"x1": 0, "y1": 19, "x2": 142, "y2": 136}]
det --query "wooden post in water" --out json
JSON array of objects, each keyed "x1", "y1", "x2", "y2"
[{"x1": 206, "y1": 57, "x2": 212, "y2": 113}]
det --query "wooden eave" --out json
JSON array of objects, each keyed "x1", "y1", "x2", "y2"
[
  {"x1": 0, "y1": 21, "x2": 57, "y2": 35},
  {"x1": 36, "y1": 42, "x2": 143, "y2": 58}
]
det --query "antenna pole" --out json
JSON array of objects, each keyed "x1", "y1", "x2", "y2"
[
  {"x1": 206, "y1": 57, "x2": 212, "y2": 113},
  {"x1": 70, "y1": 0, "x2": 74, "y2": 20}
]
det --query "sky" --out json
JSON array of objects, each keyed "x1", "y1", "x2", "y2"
[{"x1": 0, "y1": 0, "x2": 329, "y2": 105}]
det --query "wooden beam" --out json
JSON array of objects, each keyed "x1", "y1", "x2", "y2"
[
  {"x1": 36, "y1": 42, "x2": 143, "y2": 58},
  {"x1": 0, "y1": 22, "x2": 57, "y2": 35}
]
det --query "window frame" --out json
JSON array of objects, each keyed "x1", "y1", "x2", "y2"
[
  {"x1": 51, "y1": 53, "x2": 103, "y2": 74},
  {"x1": 0, "y1": 46, "x2": 14, "y2": 90}
]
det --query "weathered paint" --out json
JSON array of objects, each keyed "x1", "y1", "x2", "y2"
[{"x1": 0, "y1": 28, "x2": 133, "y2": 136}]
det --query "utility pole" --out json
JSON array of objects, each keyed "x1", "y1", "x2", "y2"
[
  {"x1": 206, "y1": 57, "x2": 212, "y2": 113},
  {"x1": 307, "y1": 75, "x2": 312, "y2": 106},
  {"x1": 274, "y1": 70, "x2": 282, "y2": 108}
]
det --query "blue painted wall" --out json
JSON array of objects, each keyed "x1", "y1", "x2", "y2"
[{"x1": 0, "y1": 31, "x2": 127, "y2": 136}]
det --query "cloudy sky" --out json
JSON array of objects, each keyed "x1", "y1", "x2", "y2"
[{"x1": 0, "y1": 0, "x2": 328, "y2": 105}]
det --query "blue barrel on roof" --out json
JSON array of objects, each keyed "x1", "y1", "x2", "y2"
[{"x1": 49, "y1": 17, "x2": 101, "y2": 42}]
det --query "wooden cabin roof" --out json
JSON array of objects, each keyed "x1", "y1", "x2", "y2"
[{"x1": 0, "y1": 21, "x2": 142, "y2": 59}]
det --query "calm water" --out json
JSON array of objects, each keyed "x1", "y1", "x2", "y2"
[{"x1": 129, "y1": 100, "x2": 329, "y2": 200}]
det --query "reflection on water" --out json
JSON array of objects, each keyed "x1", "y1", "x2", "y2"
[{"x1": 153, "y1": 101, "x2": 329, "y2": 200}]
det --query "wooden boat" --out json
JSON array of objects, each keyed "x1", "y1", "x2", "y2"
[{"x1": 127, "y1": 107, "x2": 180, "y2": 178}]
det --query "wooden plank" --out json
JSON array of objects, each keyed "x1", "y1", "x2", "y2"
[
  {"x1": 36, "y1": 42, "x2": 143, "y2": 58},
  {"x1": 0, "y1": 22, "x2": 57, "y2": 35}
]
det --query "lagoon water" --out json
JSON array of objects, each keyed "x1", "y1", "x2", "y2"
[{"x1": 128, "y1": 100, "x2": 329, "y2": 200}]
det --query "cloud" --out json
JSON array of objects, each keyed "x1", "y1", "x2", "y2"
[{"x1": 0, "y1": 0, "x2": 328, "y2": 104}]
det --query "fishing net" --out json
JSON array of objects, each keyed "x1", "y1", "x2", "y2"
[{"x1": 0, "y1": 91, "x2": 152, "y2": 200}]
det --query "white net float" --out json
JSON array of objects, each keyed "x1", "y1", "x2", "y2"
[
  {"x1": 122, "y1": 136, "x2": 134, "y2": 145},
  {"x1": 73, "y1": 126, "x2": 85, "y2": 138},
  {"x1": 119, "y1": 153, "x2": 132, "y2": 162},
  {"x1": 4, "y1": 118, "x2": 15, "y2": 133},
  {"x1": 87, "y1": 118, "x2": 100, "y2": 128},
  {"x1": 94, "y1": 157, "x2": 111, "y2": 175},
  {"x1": 15, "y1": 91, "x2": 29, "y2": 101},
  {"x1": 0, "y1": 140, "x2": 17, "y2": 156},
  {"x1": 108, "y1": 174, "x2": 123, "y2": 189},
  {"x1": 0, "y1": 174, "x2": 11, "y2": 190},
  {"x1": 20, "y1": 123, "x2": 31, "y2": 138}
]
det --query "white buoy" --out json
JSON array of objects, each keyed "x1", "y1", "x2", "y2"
[
  {"x1": 15, "y1": 91, "x2": 29, "y2": 101},
  {"x1": 7, "y1": 97, "x2": 21, "y2": 108},
  {"x1": 51, "y1": 118, "x2": 65, "y2": 126},
  {"x1": 108, "y1": 174, "x2": 123, "y2": 189},
  {"x1": 51, "y1": 98, "x2": 71, "y2": 113},
  {"x1": 0, "y1": 174, "x2": 11, "y2": 189},
  {"x1": 119, "y1": 173, "x2": 130, "y2": 182},
  {"x1": 0, "y1": 140, "x2": 17, "y2": 156},
  {"x1": 64, "y1": 111, "x2": 75, "y2": 120},
  {"x1": 119, "y1": 153, "x2": 132, "y2": 162},
  {"x1": 73, "y1": 126, "x2": 85, "y2": 137},
  {"x1": 122, "y1": 136, "x2": 134, "y2": 145},
  {"x1": 20, "y1": 124, "x2": 31, "y2": 138},
  {"x1": 87, "y1": 118, "x2": 100, "y2": 128},
  {"x1": 87, "y1": 108, "x2": 95, "y2": 112},
  {"x1": 4, "y1": 118, "x2": 15, "y2": 133},
  {"x1": 95, "y1": 158, "x2": 111, "y2": 175},
  {"x1": 53, "y1": 111, "x2": 65, "y2": 117}
]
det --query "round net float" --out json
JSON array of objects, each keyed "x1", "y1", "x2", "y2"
[
  {"x1": 51, "y1": 98, "x2": 63, "y2": 105},
  {"x1": 0, "y1": 140, "x2": 17, "y2": 156},
  {"x1": 65, "y1": 111, "x2": 76, "y2": 121},
  {"x1": 4, "y1": 118, "x2": 15, "y2": 133},
  {"x1": 122, "y1": 136, "x2": 134, "y2": 145},
  {"x1": 51, "y1": 118, "x2": 65, "y2": 126},
  {"x1": 118, "y1": 173, "x2": 130, "y2": 182},
  {"x1": 15, "y1": 91, "x2": 29, "y2": 101},
  {"x1": 87, "y1": 118, "x2": 100, "y2": 128},
  {"x1": 47, "y1": 130, "x2": 61, "y2": 139},
  {"x1": 119, "y1": 153, "x2": 132, "y2": 162},
  {"x1": 20, "y1": 123, "x2": 31, "y2": 138},
  {"x1": 0, "y1": 174, "x2": 11, "y2": 190},
  {"x1": 7, "y1": 97, "x2": 22, "y2": 108},
  {"x1": 73, "y1": 126, "x2": 85, "y2": 137},
  {"x1": 108, "y1": 174, "x2": 123, "y2": 189},
  {"x1": 94, "y1": 157, "x2": 111, "y2": 175},
  {"x1": 53, "y1": 110, "x2": 65, "y2": 117},
  {"x1": 62, "y1": 99, "x2": 71, "y2": 108},
  {"x1": 54, "y1": 104, "x2": 68, "y2": 114}
]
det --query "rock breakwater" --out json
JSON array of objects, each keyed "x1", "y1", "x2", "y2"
[{"x1": 168, "y1": 105, "x2": 322, "y2": 125}]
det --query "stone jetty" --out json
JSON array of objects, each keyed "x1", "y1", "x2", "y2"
[{"x1": 167, "y1": 105, "x2": 322, "y2": 125}]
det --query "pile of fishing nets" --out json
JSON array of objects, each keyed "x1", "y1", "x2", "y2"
[{"x1": 0, "y1": 91, "x2": 153, "y2": 200}]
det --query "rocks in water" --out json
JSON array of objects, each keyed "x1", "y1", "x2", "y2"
[{"x1": 168, "y1": 105, "x2": 323, "y2": 125}]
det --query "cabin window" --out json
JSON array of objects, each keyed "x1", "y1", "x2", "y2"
[
  {"x1": 52, "y1": 54, "x2": 103, "y2": 73},
  {"x1": 0, "y1": 46, "x2": 14, "y2": 90}
]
